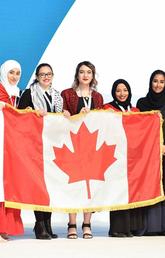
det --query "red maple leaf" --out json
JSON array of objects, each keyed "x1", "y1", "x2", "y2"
[{"x1": 53, "y1": 122, "x2": 117, "y2": 199}]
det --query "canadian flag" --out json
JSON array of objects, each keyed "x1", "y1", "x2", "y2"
[{"x1": 0, "y1": 106, "x2": 164, "y2": 212}]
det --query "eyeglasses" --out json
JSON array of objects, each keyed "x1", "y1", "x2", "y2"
[{"x1": 38, "y1": 72, "x2": 53, "y2": 78}]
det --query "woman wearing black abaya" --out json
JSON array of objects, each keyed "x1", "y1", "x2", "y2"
[
  {"x1": 136, "y1": 69, "x2": 165, "y2": 235},
  {"x1": 104, "y1": 79, "x2": 144, "y2": 237}
]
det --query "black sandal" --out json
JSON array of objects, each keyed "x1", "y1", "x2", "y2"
[
  {"x1": 67, "y1": 223, "x2": 78, "y2": 239},
  {"x1": 82, "y1": 223, "x2": 93, "y2": 239}
]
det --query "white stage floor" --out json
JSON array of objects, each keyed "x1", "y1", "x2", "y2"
[{"x1": 0, "y1": 211, "x2": 165, "y2": 258}]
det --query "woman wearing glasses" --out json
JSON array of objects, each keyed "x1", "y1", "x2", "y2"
[
  {"x1": 18, "y1": 63, "x2": 62, "y2": 113},
  {"x1": 18, "y1": 63, "x2": 63, "y2": 239}
]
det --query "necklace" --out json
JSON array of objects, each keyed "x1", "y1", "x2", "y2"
[{"x1": 84, "y1": 96, "x2": 89, "y2": 100}]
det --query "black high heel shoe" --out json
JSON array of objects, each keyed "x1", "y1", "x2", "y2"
[
  {"x1": 33, "y1": 221, "x2": 51, "y2": 240},
  {"x1": 82, "y1": 223, "x2": 93, "y2": 239},
  {"x1": 67, "y1": 223, "x2": 78, "y2": 239},
  {"x1": 44, "y1": 219, "x2": 58, "y2": 238}
]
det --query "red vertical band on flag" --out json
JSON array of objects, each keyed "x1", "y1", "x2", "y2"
[
  {"x1": 3, "y1": 107, "x2": 49, "y2": 206},
  {"x1": 122, "y1": 113, "x2": 161, "y2": 202}
]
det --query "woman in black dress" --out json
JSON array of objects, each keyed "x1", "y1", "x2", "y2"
[
  {"x1": 104, "y1": 79, "x2": 144, "y2": 237},
  {"x1": 136, "y1": 69, "x2": 165, "y2": 235}
]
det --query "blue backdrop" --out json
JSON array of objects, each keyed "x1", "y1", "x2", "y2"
[{"x1": 0, "y1": 0, "x2": 75, "y2": 89}]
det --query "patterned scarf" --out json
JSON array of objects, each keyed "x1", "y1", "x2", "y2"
[{"x1": 30, "y1": 83, "x2": 63, "y2": 112}]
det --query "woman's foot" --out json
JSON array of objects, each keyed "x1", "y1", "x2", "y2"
[
  {"x1": 111, "y1": 232, "x2": 127, "y2": 237},
  {"x1": 144, "y1": 232, "x2": 158, "y2": 236},
  {"x1": 82, "y1": 223, "x2": 93, "y2": 239},
  {"x1": 0, "y1": 235, "x2": 7, "y2": 242},
  {"x1": 1, "y1": 234, "x2": 10, "y2": 240},
  {"x1": 33, "y1": 221, "x2": 51, "y2": 240},
  {"x1": 67, "y1": 223, "x2": 78, "y2": 239},
  {"x1": 127, "y1": 232, "x2": 134, "y2": 237}
]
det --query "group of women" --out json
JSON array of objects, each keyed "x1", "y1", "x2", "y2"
[{"x1": 0, "y1": 59, "x2": 165, "y2": 241}]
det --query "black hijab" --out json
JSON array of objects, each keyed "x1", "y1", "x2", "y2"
[
  {"x1": 110, "y1": 79, "x2": 132, "y2": 111},
  {"x1": 137, "y1": 70, "x2": 165, "y2": 111}
]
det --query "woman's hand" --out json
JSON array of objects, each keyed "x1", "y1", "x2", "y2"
[
  {"x1": 36, "y1": 109, "x2": 47, "y2": 116},
  {"x1": 25, "y1": 106, "x2": 33, "y2": 111},
  {"x1": 162, "y1": 145, "x2": 165, "y2": 155},
  {"x1": 80, "y1": 107, "x2": 90, "y2": 114},
  {"x1": 0, "y1": 102, "x2": 5, "y2": 110},
  {"x1": 63, "y1": 110, "x2": 71, "y2": 118}
]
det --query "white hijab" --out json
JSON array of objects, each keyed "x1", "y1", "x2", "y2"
[{"x1": 0, "y1": 60, "x2": 21, "y2": 97}]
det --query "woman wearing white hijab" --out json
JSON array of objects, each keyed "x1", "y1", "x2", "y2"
[
  {"x1": 0, "y1": 59, "x2": 21, "y2": 106},
  {"x1": 0, "y1": 60, "x2": 24, "y2": 242}
]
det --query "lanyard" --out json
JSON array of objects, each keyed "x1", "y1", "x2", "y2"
[
  {"x1": 10, "y1": 96, "x2": 16, "y2": 107},
  {"x1": 43, "y1": 92, "x2": 54, "y2": 112},
  {"x1": 78, "y1": 88, "x2": 92, "y2": 109},
  {"x1": 82, "y1": 96, "x2": 92, "y2": 109},
  {"x1": 115, "y1": 101, "x2": 131, "y2": 112}
]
